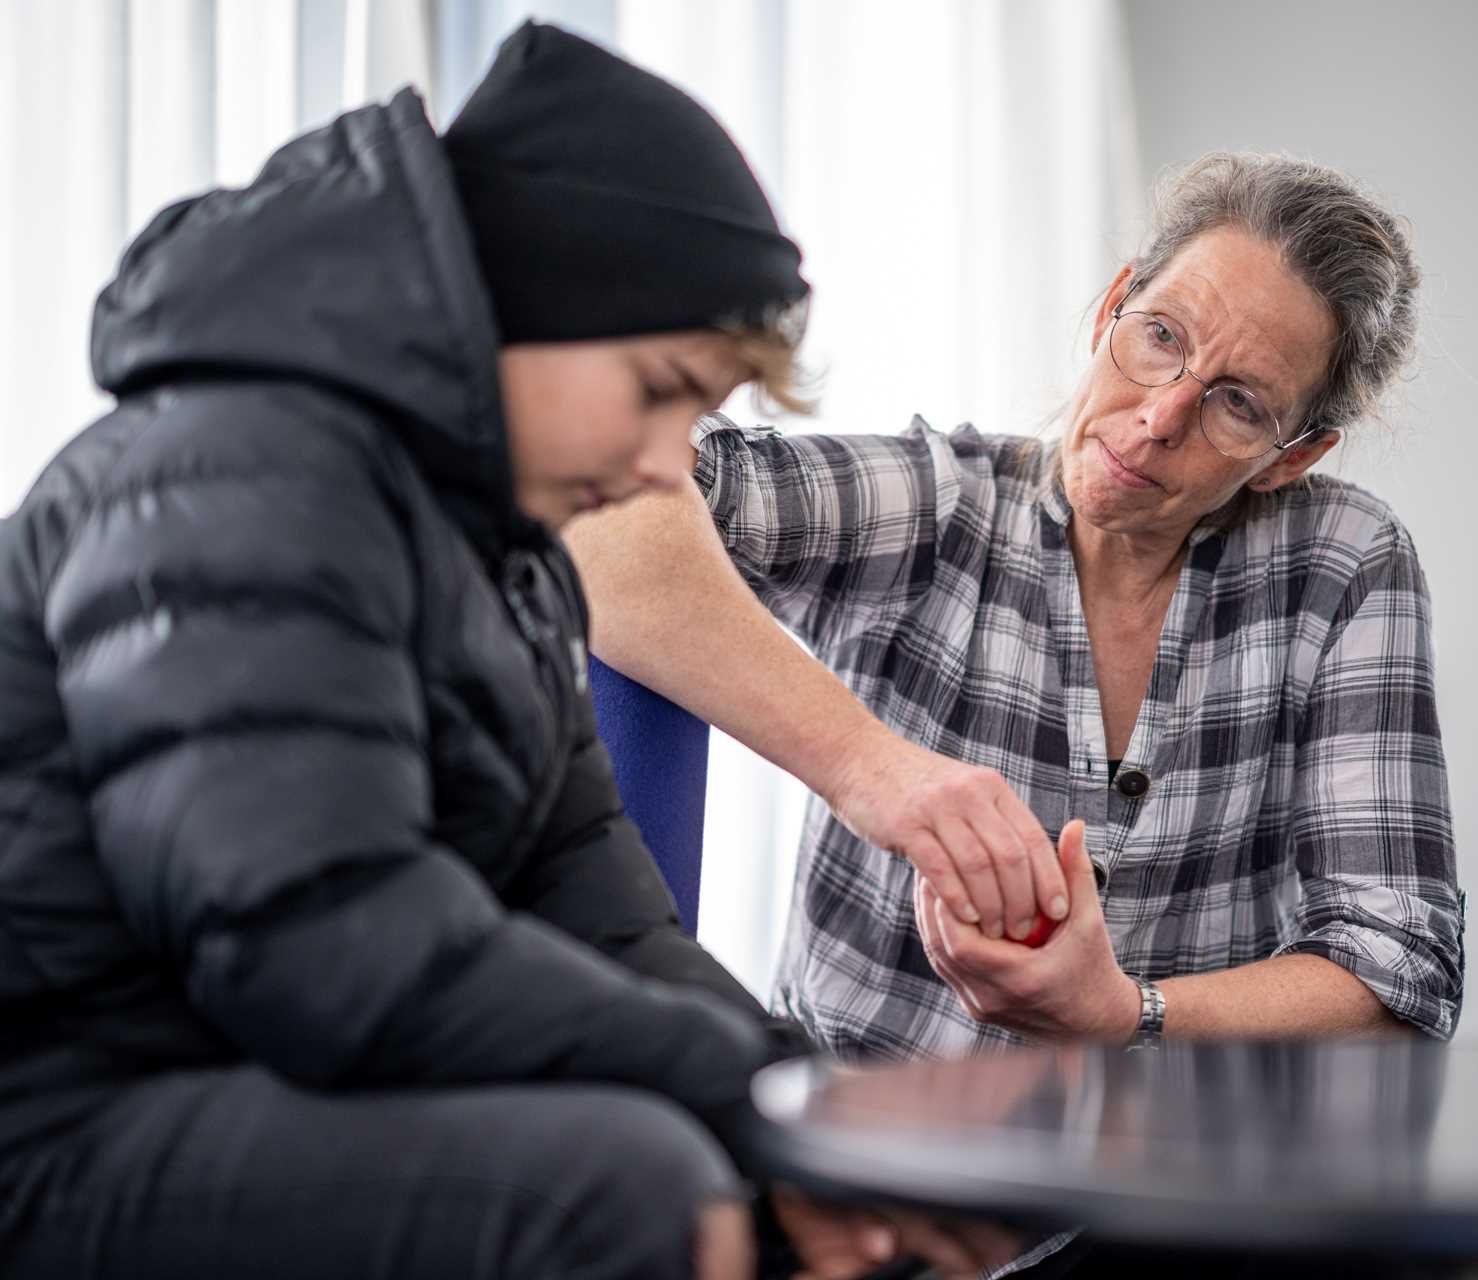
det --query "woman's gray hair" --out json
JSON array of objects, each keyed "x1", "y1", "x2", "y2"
[{"x1": 1132, "y1": 152, "x2": 1420, "y2": 435}]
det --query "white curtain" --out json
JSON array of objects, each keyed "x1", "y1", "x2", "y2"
[
  {"x1": 1, "y1": 0, "x2": 1141, "y2": 1001},
  {"x1": 0, "y1": 0, "x2": 433, "y2": 514}
]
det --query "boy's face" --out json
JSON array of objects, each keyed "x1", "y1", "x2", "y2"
[{"x1": 499, "y1": 331, "x2": 747, "y2": 528}]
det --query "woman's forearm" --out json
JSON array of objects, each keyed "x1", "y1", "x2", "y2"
[
  {"x1": 563, "y1": 477, "x2": 893, "y2": 807},
  {"x1": 566, "y1": 477, "x2": 1075, "y2": 935},
  {"x1": 1157, "y1": 954, "x2": 1404, "y2": 1039}
]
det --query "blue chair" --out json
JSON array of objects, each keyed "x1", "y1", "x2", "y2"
[{"x1": 589, "y1": 655, "x2": 709, "y2": 935}]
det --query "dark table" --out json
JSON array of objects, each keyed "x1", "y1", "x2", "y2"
[{"x1": 749, "y1": 1040, "x2": 1478, "y2": 1272}]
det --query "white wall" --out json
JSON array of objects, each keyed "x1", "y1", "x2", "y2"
[{"x1": 1123, "y1": 0, "x2": 1476, "y2": 1039}]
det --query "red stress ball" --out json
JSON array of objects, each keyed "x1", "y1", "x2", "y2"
[{"x1": 1012, "y1": 913, "x2": 1057, "y2": 948}]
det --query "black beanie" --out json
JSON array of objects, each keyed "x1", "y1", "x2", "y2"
[{"x1": 441, "y1": 21, "x2": 809, "y2": 345}]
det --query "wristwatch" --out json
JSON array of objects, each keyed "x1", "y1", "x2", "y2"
[{"x1": 1127, "y1": 975, "x2": 1166, "y2": 1050}]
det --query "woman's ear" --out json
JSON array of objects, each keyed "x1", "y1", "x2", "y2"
[
  {"x1": 1091, "y1": 265, "x2": 1136, "y2": 354},
  {"x1": 1250, "y1": 430, "x2": 1341, "y2": 492}
]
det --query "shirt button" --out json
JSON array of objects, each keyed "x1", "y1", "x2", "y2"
[{"x1": 1115, "y1": 767, "x2": 1151, "y2": 799}]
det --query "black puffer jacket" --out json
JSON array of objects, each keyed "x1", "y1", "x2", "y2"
[{"x1": 0, "y1": 89, "x2": 806, "y2": 1160}]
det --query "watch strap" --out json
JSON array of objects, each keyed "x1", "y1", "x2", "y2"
[{"x1": 1128, "y1": 975, "x2": 1166, "y2": 1049}]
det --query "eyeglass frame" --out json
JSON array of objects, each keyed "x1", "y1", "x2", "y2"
[{"x1": 1108, "y1": 278, "x2": 1325, "y2": 458}]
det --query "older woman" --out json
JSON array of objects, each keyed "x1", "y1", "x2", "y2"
[{"x1": 570, "y1": 153, "x2": 1463, "y2": 1066}]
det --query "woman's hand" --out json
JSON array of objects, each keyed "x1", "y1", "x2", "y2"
[
  {"x1": 770, "y1": 1186, "x2": 1023, "y2": 1279},
  {"x1": 824, "y1": 729, "x2": 1070, "y2": 941},
  {"x1": 915, "y1": 819, "x2": 1142, "y2": 1042}
]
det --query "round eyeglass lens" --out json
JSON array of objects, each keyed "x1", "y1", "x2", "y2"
[
  {"x1": 1109, "y1": 312, "x2": 1184, "y2": 386},
  {"x1": 1201, "y1": 385, "x2": 1278, "y2": 459}
]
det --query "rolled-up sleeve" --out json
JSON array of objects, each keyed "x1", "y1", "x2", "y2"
[
  {"x1": 1277, "y1": 519, "x2": 1465, "y2": 1038},
  {"x1": 691, "y1": 412, "x2": 970, "y2": 648}
]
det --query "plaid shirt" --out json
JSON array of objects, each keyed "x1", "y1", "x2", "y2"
[{"x1": 694, "y1": 413, "x2": 1465, "y2": 1056}]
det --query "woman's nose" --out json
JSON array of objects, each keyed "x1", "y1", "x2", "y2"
[{"x1": 1139, "y1": 377, "x2": 1200, "y2": 447}]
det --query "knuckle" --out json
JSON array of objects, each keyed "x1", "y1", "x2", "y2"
[
  {"x1": 933, "y1": 781, "x2": 966, "y2": 810},
  {"x1": 994, "y1": 845, "x2": 1029, "y2": 872},
  {"x1": 904, "y1": 845, "x2": 940, "y2": 875},
  {"x1": 953, "y1": 777, "x2": 997, "y2": 807},
  {"x1": 904, "y1": 842, "x2": 944, "y2": 872},
  {"x1": 955, "y1": 849, "x2": 994, "y2": 877}
]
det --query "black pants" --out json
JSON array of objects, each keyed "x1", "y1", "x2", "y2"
[{"x1": 0, "y1": 1066, "x2": 743, "y2": 1279}]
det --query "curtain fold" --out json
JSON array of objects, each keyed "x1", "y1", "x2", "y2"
[
  {"x1": 0, "y1": 0, "x2": 433, "y2": 514},
  {"x1": 2, "y1": 0, "x2": 129, "y2": 504}
]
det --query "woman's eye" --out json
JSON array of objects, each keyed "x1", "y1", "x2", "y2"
[
  {"x1": 1224, "y1": 389, "x2": 1256, "y2": 421},
  {"x1": 1151, "y1": 321, "x2": 1175, "y2": 346}
]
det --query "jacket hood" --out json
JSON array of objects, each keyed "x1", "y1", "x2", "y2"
[{"x1": 91, "y1": 89, "x2": 517, "y2": 527}]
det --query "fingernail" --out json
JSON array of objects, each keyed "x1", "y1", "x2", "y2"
[
  {"x1": 960, "y1": 904, "x2": 980, "y2": 925},
  {"x1": 1012, "y1": 918, "x2": 1035, "y2": 940},
  {"x1": 1049, "y1": 895, "x2": 1068, "y2": 919},
  {"x1": 865, "y1": 1226, "x2": 896, "y2": 1260},
  {"x1": 986, "y1": 919, "x2": 1004, "y2": 940}
]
